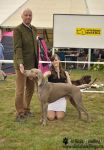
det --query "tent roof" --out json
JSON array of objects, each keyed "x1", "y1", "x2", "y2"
[
  {"x1": 1, "y1": 0, "x2": 104, "y2": 28},
  {"x1": 0, "y1": 0, "x2": 27, "y2": 26}
]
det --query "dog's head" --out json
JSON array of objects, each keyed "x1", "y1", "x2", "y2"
[
  {"x1": 24, "y1": 68, "x2": 44, "y2": 86},
  {"x1": 24, "y1": 68, "x2": 39, "y2": 79},
  {"x1": 81, "y1": 75, "x2": 91, "y2": 84}
]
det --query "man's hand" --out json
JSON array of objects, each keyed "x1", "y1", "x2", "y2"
[{"x1": 19, "y1": 64, "x2": 24, "y2": 74}]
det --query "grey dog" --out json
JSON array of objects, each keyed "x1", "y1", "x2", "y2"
[{"x1": 25, "y1": 68, "x2": 89, "y2": 126}]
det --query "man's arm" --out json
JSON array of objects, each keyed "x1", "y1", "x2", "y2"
[
  {"x1": 13, "y1": 27, "x2": 24, "y2": 73},
  {"x1": 13, "y1": 28, "x2": 24, "y2": 66}
]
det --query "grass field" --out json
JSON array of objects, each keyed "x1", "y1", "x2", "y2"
[{"x1": 0, "y1": 70, "x2": 104, "y2": 150}]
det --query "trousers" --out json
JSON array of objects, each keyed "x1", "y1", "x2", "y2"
[{"x1": 15, "y1": 70, "x2": 34, "y2": 115}]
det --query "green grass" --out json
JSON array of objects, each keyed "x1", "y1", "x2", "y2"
[{"x1": 0, "y1": 70, "x2": 104, "y2": 150}]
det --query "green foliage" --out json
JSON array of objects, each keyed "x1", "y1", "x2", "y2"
[{"x1": 90, "y1": 60, "x2": 104, "y2": 71}]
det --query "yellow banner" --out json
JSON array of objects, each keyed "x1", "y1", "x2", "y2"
[{"x1": 76, "y1": 28, "x2": 101, "y2": 36}]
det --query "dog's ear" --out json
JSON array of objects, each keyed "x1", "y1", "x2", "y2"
[
  {"x1": 38, "y1": 70, "x2": 44, "y2": 86},
  {"x1": 83, "y1": 75, "x2": 91, "y2": 84},
  {"x1": 31, "y1": 69, "x2": 34, "y2": 73},
  {"x1": 31, "y1": 69, "x2": 37, "y2": 74},
  {"x1": 30, "y1": 69, "x2": 39, "y2": 77},
  {"x1": 24, "y1": 70, "x2": 32, "y2": 77}
]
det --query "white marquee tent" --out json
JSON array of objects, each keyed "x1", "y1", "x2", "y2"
[
  {"x1": 1, "y1": 0, "x2": 104, "y2": 46},
  {"x1": 0, "y1": 0, "x2": 104, "y2": 94},
  {"x1": 1, "y1": 0, "x2": 104, "y2": 28}
]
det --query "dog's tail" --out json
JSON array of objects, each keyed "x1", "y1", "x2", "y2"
[
  {"x1": 90, "y1": 78, "x2": 97, "y2": 85},
  {"x1": 77, "y1": 78, "x2": 97, "y2": 89}
]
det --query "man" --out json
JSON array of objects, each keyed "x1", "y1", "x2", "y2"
[{"x1": 13, "y1": 8, "x2": 38, "y2": 122}]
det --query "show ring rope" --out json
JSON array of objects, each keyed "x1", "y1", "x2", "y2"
[{"x1": 0, "y1": 60, "x2": 104, "y2": 94}]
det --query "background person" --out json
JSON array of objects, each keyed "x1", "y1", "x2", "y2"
[
  {"x1": 0, "y1": 31, "x2": 7, "y2": 80},
  {"x1": 44, "y1": 54, "x2": 72, "y2": 120},
  {"x1": 13, "y1": 8, "x2": 38, "y2": 122}
]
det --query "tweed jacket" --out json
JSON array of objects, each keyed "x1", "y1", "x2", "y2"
[{"x1": 13, "y1": 23, "x2": 38, "y2": 70}]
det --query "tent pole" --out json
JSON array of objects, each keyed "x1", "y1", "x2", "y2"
[
  {"x1": 85, "y1": 0, "x2": 91, "y2": 69},
  {"x1": 52, "y1": 47, "x2": 55, "y2": 55},
  {"x1": 88, "y1": 48, "x2": 91, "y2": 69}
]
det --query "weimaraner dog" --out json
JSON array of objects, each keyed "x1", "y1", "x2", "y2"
[{"x1": 25, "y1": 68, "x2": 89, "y2": 126}]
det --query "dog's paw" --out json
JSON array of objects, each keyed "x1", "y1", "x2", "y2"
[
  {"x1": 87, "y1": 116, "x2": 92, "y2": 123},
  {"x1": 40, "y1": 118, "x2": 43, "y2": 123},
  {"x1": 42, "y1": 120, "x2": 47, "y2": 126}
]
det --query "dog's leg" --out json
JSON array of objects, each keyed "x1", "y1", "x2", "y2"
[
  {"x1": 74, "y1": 92, "x2": 90, "y2": 121},
  {"x1": 40, "y1": 99, "x2": 48, "y2": 126},
  {"x1": 69, "y1": 91, "x2": 90, "y2": 121},
  {"x1": 69, "y1": 96, "x2": 81, "y2": 119},
  {"x1": 73, "y1": 98, "x2": 90, "y2": 122},
  {"x1": 42, "y1": 102, "x2": 48, "y2": 126},
  {"x1": 34, "y1": 79, "x2": 38, "y2": 93},
  {"x1": 76, "y1": 104, "x2": 90, "y2": 122},
  {"x1": 40, "y1": 100, "x2": 44, "y2": 124}
]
